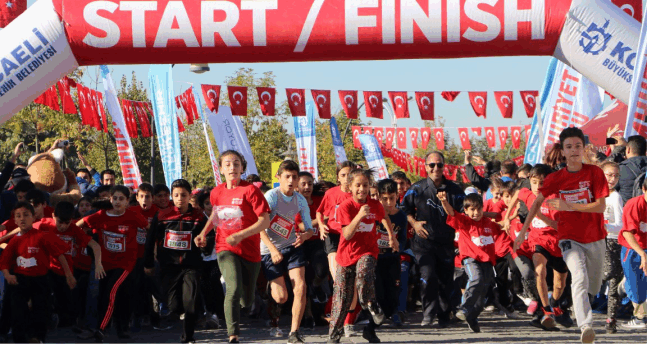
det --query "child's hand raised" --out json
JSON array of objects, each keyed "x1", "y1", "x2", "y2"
[
  {"x1": 437, "y1": 191, "x2": 447, "y2": 202},
  {"x1": 358, "y1": 205, "x2": 371, "y2": 219}
]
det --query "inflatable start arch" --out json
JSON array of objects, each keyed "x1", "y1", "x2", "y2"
[{"x1": 0, "y1": 0, "x2": 641, "y2": 123}]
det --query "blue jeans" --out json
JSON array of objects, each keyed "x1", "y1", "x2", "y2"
[
  {"x1": 84, "y1": 265, "x2": 100, "y2": 328},
  {"x1": 398, "y1": 260, "x2": 410, "y2": 313},
  {"x1": 621, "y1": 246, "x2": 647, "y2": 304}
]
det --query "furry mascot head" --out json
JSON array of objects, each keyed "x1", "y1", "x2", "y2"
[{"x1": 26, "y1": 148, "x2": 82, "y2": 207}]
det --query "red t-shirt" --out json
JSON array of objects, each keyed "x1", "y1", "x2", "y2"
[
  {"x1": 0, "y1": 228, "x2": 69, "y2": 276},
  {"x1": 447, "y1": 212, "x2": 500, "y2": 265},
  {"x1": 83, "y1": 209, "x2": 148, "y2": 272},
  {"x1": 211, "y1": 181, "x2": 271, "y2": 263},
  {"x1": 539, "y1": 164, "x2": 609, "y2": 243},
  {"x1": 35, "y1": 218, "x2": 91, "y2": 275},
  {"x1": 129, "y1": 205, "x2": 159, "y2": 258},
  {"x1": 2, "y1": 206, "x2": 54, "y2": 235},
  {"x1": 304, "y1": 195, "x2": 323, "y2": 241},
  {"x1": 618, "y1": 196, "x2": 647, "y2": 250},
  {"x1": 484, "y1": 199, "x2": 507, "y2": 222},
  {"x1": 335, "y1": 198, "x2": 385, "y2": 267},
  {"x1": 316, "y1": 186, "x2": 352, "y2": 235},
  {"x1": 508, "y1": 219, "x2": 533, "y2": 259}
]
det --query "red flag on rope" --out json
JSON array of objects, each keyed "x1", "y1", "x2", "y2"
[
  {"x1": 257, "y1": 87, "x2": 276, "y2": 117},
  {"x1": 339, "y1": 90, "x2": 358, "y2": 119},
  {"x1": 415, "y1": 92, "x2": 434, "y2": 120},
  {"x1": 311, "y1": 90, "x2": 331, "y2": 119}
]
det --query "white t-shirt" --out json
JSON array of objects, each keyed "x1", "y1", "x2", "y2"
[{"x1": 604, "y1": 190, "x2": 624, "y2": 239}]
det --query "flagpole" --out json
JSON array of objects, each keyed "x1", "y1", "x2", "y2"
[{"x1": 150, "y1": 115, "x2": 155, "y2": 185}]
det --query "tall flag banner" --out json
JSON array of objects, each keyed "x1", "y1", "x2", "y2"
[
  {"x1": 433, "y1": 128, "x2": 444, "y2": 150},
  {"x1": 201, "y1": 84, "x2": 221, "y2": 113},
  {"x1": 373, "y1": 127, "x2": 384, "y2": 143},
  {"x1": 193, "y1": 87, "x2": 221, "y2": 185},
  {"x1": 351, "y1": 126, "x2": 361, "y2": 148},
  {"x1": 0, "y1": 0, "x2": 26, "y2": 28},
  {"x1": 364, "y1": 91, "x2": 383, "y2": 119},
  {"x1": 257, "y1": 87, "x2": 276, "y2": 117},
  {"x1": 57, "y1": 77, "x2": 77, "y2": 114},
  {"x1": 625, "y1": 4, "x2": 647, "y2": 138},
  {"x1": 396, "y1": 127, "x2": 407, "y2": 149},
  {"x1": 293, "y1": 102, "x2": 318, "y2": 178},
  {"x1": 311, "y1": 90, "x2": 331, "y2": 119},
  {"x1": 34, "y1": 85, "x2": 60, "y2": 111},
  {"x1": 207, "y1": 106, "x2": 258, "y2": 178},
  {"x1": 385, "y1": 128, "x2": 395, "y2": 148},
  {"x1": 359, "y1": 135, "x2": 389, "y2": 181},
  {"x1": 468, "y1": 92, "x2": 487, "y2": 118},
  {"x1": 498, "y1": 127, "x2": 508, "y2": 148},
  {"x1": 415, "y1": 92, "x2": 434, "y2": 120},
  {"x1": 330, "y1": 117, "x2": 347, "y2": 167},
  {"x1": 102, "y1": 65, "x2": 142, "y2": 188},
  {"x1": 409, "y1": 128, "x2": 419, "y2": 149},
  {"x1": 228, "y1": 86, "x2": 248, "y2": 116},
  {"x1": 286, "y1": 88, "x2": 306, "y2": 117},
  {"x1": 441, "y1": 91, "x2": 460, "y2": 102},
  {"x1": 389, "y1": 91, "x2": 409, "y2": 118},
  {"x1": 420, "y1": 128, "x2": 431, "y2": 149},
  {"x1": 471, "y1": 127, "x2": 482, "y2": 136},
  {"x1": 494, "y1": 91, "x2": 514, "y2": 118},
  {"x1": 511, "y1": 126, "x2": 522, "y2": 149},
  {"x1": 148, "y1": 65, "x2": 182, "y2": 187},
  {"x1": 457, "y1": 127, "x2": 471, "y2": 150},
  {"x1": 485, "y1": 127, "x2": 496, "y2": 148},
  {"x1": 339, "y1": 90, "x2": 358, "y2": 119},
  {"x1": 525, "y1": 59, "x2": 604, "y2": 164},
  {"x1": 519, "y1": 90, "x2": 539, "y2": 118}
]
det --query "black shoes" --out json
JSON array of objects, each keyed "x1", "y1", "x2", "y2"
[{"x1": 362, "y1": 326, "x2": 381, "y2": 343}]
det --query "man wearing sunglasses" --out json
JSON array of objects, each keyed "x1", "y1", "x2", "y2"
[{"x1": 402, "y1": 151, "x2": 465, "y2": 328}]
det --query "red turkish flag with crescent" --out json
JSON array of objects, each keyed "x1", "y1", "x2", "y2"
[
  {"x1": 468, "y1": 92, "x2": 487, "y2": 118},
  {"x1": 177, "y1": 116, "x2": 185, "y2": 133},
  {"x1": 409, "y1": 128, "x2": 419, "y2": 149},
  {"x1": 420, "y1": 128, "x2": 431, "y2": 149},
  {"x1": 57, "y1": 77, "x2": 77, "y2": 115},
  {"x1": 311, "y1": 90, "x2": 331, "y2": 119},
  {"x1": 457, "y1": 127, "x2": 471, "y2": 150},
  {"x1": 396, "y1": 128, "x2": 407, "y2": 149},
  {"x1": 373, "y1": 127, "x2": 384, "y2": 143},
  {"x1": 494, "y1": 91, "x2": 514, "y2": 118},
  {"x1": 286, "y1": 88, "x2": 306, "y2": 117},
  {"x1": 187, "y1": 89, "x2": 200, "y2": 120},
  {"x1": 339, "y1": 90, "x2": 358, "y2": 119},
  {"x1": 519, "y1": 90, "x2": 538, "y2": 118},
  {"x1": 76, "y1": 85, "x2": 92, "y2": 126},
  {"x1": 418, "y1": 157, "x2": 428, "y2": 178},
  {"x1": 364, "y1": 91, "x2": 383, "y2": 119},
  {"x1": 444, "y1": 165, "x2": 458, "y2": 181},
  {"x1": 201, "y1": 84, "x2": 221, "y2": 113},
  {"x1": 498, "y1": 127, "x2": 509, "y2": 148},
  {"x1": 351, "y1": 126, "x2": 361, "y2": 149},
  {"x1": 484, "y1": 127, "x2": 496, "y2": 148},
  {"x1": 611, "y1": 0, "x2": 642, "y2": 21},
  {"x1": 524, "y1": 125, "x2": 532, "y2": 143},
  {"x1": 433, "y1": 128, "x2": 445, "y2": 150},
  {"x1": 176, "y1": 93, "x2": 193, "y2": 125},
  {"x1": 88, "y1": 89, "x2": 102, "y2": 131},
  {"x1": 389, "y1": 91, "x2": 409, "y2": 119},
  {"x1": 511, "y1": 126, "x2": 523, "y2": 149},
  {"x1": 0, "y1": 0, "x2": 26, "y2": 28},
  {"x1": 459, "y1": 166, "x2": 469, "y2": 184},
  {"x1": 119, "y1": 99, "x2": 133, "y2": 137},
  {"x1": 415, "y1": 92, "x2": 434, "y2": 120},
  {"x1": 228, "y1": 86, "x2": 248, "y2": 116},
  {"x1": 97, "y1": 92, "x2": 108, "y2": 133},
  {"x1": 471, "y1": 127, "x2": 482, "y2": 136},
  {"x1": 441, "y1": 92, "x2": 460, "y2": 102},
  {"x1": 256, "y1": 87, "x2": 276, "y2": 117},
  {"x1": 362, "y1": 127, "x2": 373, "y2": 136},
  {"x1": 513, "y1": 155, "x2": 525, "y2": 166},
  {"x1": 34, "y1": 85, "x2": 60, "y2": 112},
  {"x1": 385, "y1": 128, "x2": 395, "y2": 148}
]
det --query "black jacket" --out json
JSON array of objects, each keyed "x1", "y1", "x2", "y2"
[
  {"x1": 144, "y1": 205, "x2": 208, "y2": 269},
  {"x1": 464, "y1": 163, "x2": 490, "y2": 193},
  {"x1": 618, "y1": 156, "x2": 647, "y2": 203},
  {"x1": 401, "y1": 177, "x2": 465, "y2": 249}
]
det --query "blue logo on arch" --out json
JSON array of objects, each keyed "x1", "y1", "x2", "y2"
[{"x1": 579, "y1": 19, "x2": 612, "y2": 56}]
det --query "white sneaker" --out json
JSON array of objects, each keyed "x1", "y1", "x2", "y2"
[
  {"x1": 621, "y1": 317, "x2": 647, "y2": 329},
  {"x1": 484, "y1": 305, "x2": 496, "y2": 312},
  {"x1": 343, "y1": 324, "x2": 354, "y2": 338},
  {"x1": 580, "y1": 326, "x2": 595, "y2": 343},
  {"x1": 270, "y1": 327, "x2": 284, "y2": 337}
]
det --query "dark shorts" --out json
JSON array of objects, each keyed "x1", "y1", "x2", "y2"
[
  {"x1": 261, "y1": 246, "x2": 307, "y2": 281},
  {"x1": 324, "y1": 233, "x2": 340, "y2": 255},
  {"x1": 534, "y1": 245, "x2": 568, "y2": 274}
]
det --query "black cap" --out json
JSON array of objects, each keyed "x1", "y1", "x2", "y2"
[{"x1": 11, "y1": 168, "x2": 30, "y2": 179}]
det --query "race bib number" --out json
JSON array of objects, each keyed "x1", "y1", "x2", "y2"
[
  {"x1": 137, "y1": 228, "x2": 147, "y2": 245},
  {"x1": 103, "y1": 231, "x2": 126, "y2": 253},
  {"x1": 358, "y1": 222, "x2": 374, "y2": 233},
  {"x1": 215, "y1": 205, "x2": 244, "y2": 230},
  {"x1": 377, "y1": 232, "x2": 390, "y2": 248},
  {"x1": 269, "y1": 214, "x2": 294, "y2": 239},
  {"x1": 59, "y1": 235, "x2": 76, "y2": 257},
  {"x1": 16, "y1": 256, "x2": 37, "y2": 268},
  {"x1": 163, "y1": 230, "x2": 192, "y2": 251},
  {"x1": 471, "y1": 235, "x2": 494, "y2": 247},
  {"x1": 559, "y1": 188, "x2": 591, "y2": 206}
]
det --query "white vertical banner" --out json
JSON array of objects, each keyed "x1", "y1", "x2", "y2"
[
  {"x1": 329, "y1": 117, "x2": 347, "y2": 167},
  {"x1": 206, "y1": 106, "x2": 258, "y2": 178},
  {"x1": 192, "y1": 86, "x2": 222, "y2": 185},
  {"x1": 100, "y1": 65, "x2": 142, "y2": 188},
  {"x1": 293, "y1": 102, "x2": 318, "y2": 179},
  {"x1": 624, "y1": 5, "x2": 647, "y2": 138},
  {"x1": 359, "y1": 134, "x2": 388, "y2": 181}
]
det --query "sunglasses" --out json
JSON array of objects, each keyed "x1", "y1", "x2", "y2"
[{"x1": 427, "y1": 163, "x2": 444, "y2": 169}]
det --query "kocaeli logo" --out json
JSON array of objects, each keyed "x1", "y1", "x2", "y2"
[
  {"x1": 578, "y1": 18, "x2": 635, "y2": 84},
  {"x1": 579, "y1": 19, "x2": 611, "y2": 55}
]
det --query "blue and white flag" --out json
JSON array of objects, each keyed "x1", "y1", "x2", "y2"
[
  {"x1": 206, "y1": 106, "x2": 258, "y2": 178},
  {"x1": 359, "y1": 134, "x2": 388, "y2": 181},
  {"x1": 525, "y1": 58, "x2": 604, "y2": 164},
  {"x1": 148, "y1": 65, "x2": 182, "y2": 187},
  {"x1": 625, "y1": 5, "x2": 647, "y2": 139},
  {"x1": 293, "y1": 102, "x2": 318, "y2": 179},
  {"x1": 329, "y1": 117, "x2": 347, "y2": 167}
]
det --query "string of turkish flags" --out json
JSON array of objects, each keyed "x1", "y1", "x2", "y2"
[{"x1": 200, "y1": 84, "x2": 537, "y2": 120}]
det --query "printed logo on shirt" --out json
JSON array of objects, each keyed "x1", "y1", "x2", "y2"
[
  {"x1": 483, "y1": 227, "x2": 492, "y2": 235},
  {"x1": 358, "y1": 222, "x2": 375, "y2": 233},
  {"x1": 163, "y1": 230, "x2": 192, "y2": 250},
  {"x1": 471, "y1": 235, "x2": 494, "y2": 247},
  {"x1": 454, "y1": 232, "x2": 460, "y2": 242},
  {"x1": 640, "y1": 222, "x2": 647, "y2": 233},
  {"x1": 579, "y1": 181, "x2": 591, "y2": 189},
  {"x1": 16, "y1": 256, "x2": 37, "y2": 268},
  {"x1": 117, "y1": 225, "x2": 129, "y2": 233},
  {"x1": 216, "y1": 206, "x2": 244, "y2": 230},
  {"x1": 232, "y1": 198, "x2": 243, "y2": 205},
  {"x1": 426, "y1": 198, "x2": 446, "y2": 216},
  {"x1": 137, "y1": 228, "x2": 147, "y2": 245},
  {"x1": 27, "y1": 247, "x2": 39, "y2": 254},
  {"x1": 59, "y1": 235, "x2": 76, "y2": 256}
]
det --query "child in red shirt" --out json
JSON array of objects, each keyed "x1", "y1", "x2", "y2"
[
  {"x1": 0, "y1": 202, "x2": 74, "y2": 343},
  {"x1": 438, "y1": 191, "x2": 499, "y2": 333}
]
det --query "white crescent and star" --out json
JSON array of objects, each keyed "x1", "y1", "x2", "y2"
[
  {"x1": 500, "y1": 95, "x2": 511, "y2": 108},
  {"x1": 232, "y1": 91, "x2": 244, "y2": 104},
  {"x1": 260, "y1": 91, "x2": 272, "y2": 106},
  {"x1": 207, "y1": 89, "x2": 218, "y2": 103},
  {"x1": 290, "y1": 92, "x2": 302, "y2": 106},
  {"x1": 394, "y1": 96, "x2": 405, "y2": 108},
  {"x1": 368, "y1": 95, "x2": 379, "y2": 107},
  {"x1": 316, "y1": 94, "x2": 327, "y2": 108},
  {"x1": 344, "y1": 95, "x2": 355, "y2": 106},
  {"x1": 524, "y1": 94, "x2": 535, "y2": 106},
  {"x1": 474, "y1": 95, "x2": 485, "y2": 108},
  {"x1": 420, "y1": 96, "x2": 431, "y2": 110},
  {"x1": 460, "y1": 132, "x2": 467, "y2": 141}
]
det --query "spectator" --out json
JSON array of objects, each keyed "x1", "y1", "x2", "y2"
[
  {"x1": 76, "y1": 151, "x2": 101, "y2": 198},
  {"x1": 0, "y1": 143, "x2": 25, "y2": 222},
  {"x1": 500, "y1": 160, "x2": 518, "y2": 182},
  {"x1": 517, "y1": 164, "x2": 532, "y2": 180},
  {"x1": 100, "y1": 169, "x2": 116, "y2": 186},
  {"x1": 618, "y1": 135, "x2": 647, "y2": 203},
  {"x1": 390, "y1": 171, "x2": 411, "y2": 204}
]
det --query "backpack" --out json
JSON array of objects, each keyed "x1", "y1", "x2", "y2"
[{"x1": 626, "y1": 159, "x2": 647, "y2": 198}]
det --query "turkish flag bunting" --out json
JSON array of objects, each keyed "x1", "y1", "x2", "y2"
[
  {"x1": 57, "y1": 77, "x2": 77, "y2": 115},
  {"x1": 494, "y1": 91, "x2": 514, "y2": 118},
  {"x1": 228, "y1": 86, "x2": 248, "y2": 116},
  {"x1": 459, "y1": 166, "x2": 469, "y2": 184},
  {"x1": 187, "y1": 89, "x2": 200, "y2": 120},
  {"x1": 0, "y1": 0, "x2": 26, "y2": 28},
  {"x1": 433, "y1": 128, "x2": 444, "y2": 150},
  {"x1": 286, "y1": 88, "x2": 306, "y2": 117},
  {"x1": 468, "y1": 92, "x2": 487, "y2": 118},
  {"x1": 498, "y1": 127, "x2": 509, "y2": 148},
  {"x1": 351, "y1": 126, "x2": 361, "y2": 149},
  {"x1": 201, "y1": 84, "x2": 221, "y2": 113},
  {"x1": 524, "y1": 125, "x2": 532, "y2": 142},
  {"x1": 125, "y1": 100, "x2": 139, "y2": 138},
  {"x1": 34, "y1": 85, "x2": 60, "y2": 112},
  {"x1": 118, "y1": 99, "x2": 132, "y2": 137},
  {"x1": 471, "y1": 127, "x2": 482, "y2": 136},
  {"x1": 409, "y1": 128, "x2": 419, "y2": 149},
  {"x1": 475, "y1": 165, "x2": 486, "y2": 177},
  {"x1": 418, "y1": 157, "x2": 428, "y2": 178},
  {"x1": 441, "y1": 91, "x2": 460, "y2": 102},
  {"x1": 177, "y1": 116, "x2": 185, "y2": 133},
  {"x1": 389, "y1": 91, "x2": 409, "y2": 118},
  {"x1": 76, "y1": 85, "x2": 92, "y2": 126},
  {"x1": 373, "y1": 127, "x2": 384, "y2": 143},
  {"x1": 444, "y1": 165, "x2": 457, "y2": 181},
  {"x1": 396, "y1": 128, "x2": 407, "y2": 149},
  {"x1": 256, "y1": 87, "x2": 276, "y2": 117},
  {"x1": 362, "y1": 127, "x2": 373, "y2": 136},
  {"x1": 142, "y1": 102, "x2": 153, "y2": 137},
  {"x1": 415, "y1": 92, "x2": 434, "y2": 120},
  {"x1": 457, "y1": 127, "x2": 471, "y2": 150},
  {"x1": 513, "y1": 155, "x2": 525, "y2": 166},
  {"x1": 311, "y1": 90, "x2": 331, "y2": 119},
  {"x1": 88, "y1": 89, "x2": 102, "y2": 131},
  {"x1": 339, "y1": 90, "x2": 358, "y2": 119},
  {"x1": 182, "y1": 91, "x2": 195, "y2": 124},
  {"x1": 484, "y1": 127, "x2": 496, "y2": 148},
  {"x1": 97, "y1": 92, "x2": 108, "y2": 133},
  {"x1": 402, "y1": 152, "x2": 410, "y2": 172},
  {"x1": 176, "y1": 93, "x2": 193, "y2": 125},
  {"x1": 420, "y1": 128, "x2": 431, "y2": 149},
  {"x1": 511, "y1": 126, "x2": 522, "y2": 149},
  {"x1": 135, "y1": 102, "x2": 152, "y2": 138},
  {"x1": 364, "y1": 91, "x2": 383, "y2": 119},
  {"x1": 385, "y1": 128, "x2": 395, "y2": 148},
  {"x1": 519, "y1": 90, "x2": 538, "y2": 118}
]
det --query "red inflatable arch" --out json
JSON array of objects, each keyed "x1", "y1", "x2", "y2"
[{"x1": 0, "y1": 0, "x2": 642, "y2": 122}]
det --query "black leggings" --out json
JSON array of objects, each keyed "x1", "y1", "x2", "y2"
[
  {"x1": 97, "y1": 268, "x2": 131, "y2": 332},
  {"x1": 11, "y1": 274, "x2": 50, "y2": 343}
]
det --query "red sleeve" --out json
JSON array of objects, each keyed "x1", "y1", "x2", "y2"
[
  {"x1": 316, "y1": 193, "x2": 330, "y2": 215},
  {"x1": 83, "y1": 212, "x2": 101, "y2": 229},
  {"x1": 539, "y1": 172, "x2": 560, "y2": 198},
  {"x1": 517, "y1": 188, "x2": 531, "y2": 206},
  {"x1": 134, "y1": 212, "x2": 148, "y2": 228},
  {"x1": 2, "y1": 219, "x2": 16, "y2": 231},
  {"x1": 591, "y1": 165, "x2": 610, "y2": 200},
  {"x1": 0, "y1": 239, "x2": 16, "y2": 271},
  {"x1": 247, "y1": 186, "x2": 271, "y2": 217},
  {"x1": 73, "y1": 225, "x2": 92, "y2": 248},
  {"x1": 621, "y1": 200, "x2": 640, "y2": 236},
  {"x1": 373, "y1": 200, "x2": 385, "y2": 222},
  {"x1": 295, "y1": 212, "x2": 303, "y2": 225},
  {"x1": 210, "y1": 187, "x2": 219, "y2": 208},
  {"x1": 42, "y1": 233, "x2": 71, "y2": 258},
  {"x1": 336, "y1": 201, "x2": 355, "y2": 227},
  {"x1": 446, "y1": 212, "x2": 469, "y2": 230}
]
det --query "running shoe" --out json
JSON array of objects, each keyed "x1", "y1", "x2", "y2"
[
  {"x1": 621, "y1": 316, "x2": 647, "y2": 329},
  {"x1": 455, "y1": 309, "x2": 467, "y2": 321},
  {"x1": 553, "y1": 307, "x2": 574, "y2": 328},
  {"x1": 287, "y1": 331, "x2": 306, "y2": 343},
  {"x1": 540, "y1": 310, "x2": 557, "y2": 329},
  {"x1": 580, "y1": 326, "x2": 595, "y2": 343},
  {"x1": 466, "y1": 318, "x2": 480, "y2": 333},
  {"x1": 270, "y1": 326, "x2": 284, "y2": 337},
  {"x1": 606, "y1": 318, "x2": 617, "y2": 334},
  {"x1": 368, "y1": 303, "x2": 385, "y2": 326},
  {"x1": 362, "y1": 325, "x2": 381, "y2": 343},
  {"x1": 526, "y1": 300, "x2": 539, "y2": 315},
  {"x1": 344, "y1": 324, "x2": 355, "y2": 337},
  {"x1": 391, "y1": 313, "x2": 403, "y2": 327},
  {"x1": 420, "y1": 315, "x2": 433, "y2": 326}
]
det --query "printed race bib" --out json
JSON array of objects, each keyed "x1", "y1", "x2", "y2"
[
  {"x1": 137, "y1": 228, "x2": 147, "y2": 245},
  {"x1": 103, "y1": 231, "x2": 126, "y2": 253},
  {"x1": 471, "y1": 235, "x2": 494, "y2": 247},
  {"x1": 358, "y1": 222, "x2": 375, "y2": 233},
  {"x1": 163, "y1": 230, "x2": 192, "y2": 251},
  {"x1": 59, "y1": 235, "x2": 76, "y2": 257},
  {"x1": 215, "y1": 205, "x2": 244, "y2": 230},
  {"x1": 269, "y1": 214, "x2": 294, "y2": 239},
  {"x1": 377, "y1": 232, "x2": 390, "y2": 248},
  {"x1": 16, "y1": 256, "x2": 37, "y2": 268},
  {"x1": 559, "y1": 188, "x2": 592, "y2": 207}
]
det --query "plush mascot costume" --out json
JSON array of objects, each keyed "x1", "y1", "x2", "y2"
[{"x1": 26, "y1": 148, "x2": 82, "y2": 207}]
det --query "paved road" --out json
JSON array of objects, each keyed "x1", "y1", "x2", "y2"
[{"x1": 46, "y1": 310, "x2": 647, "y2": 343}]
